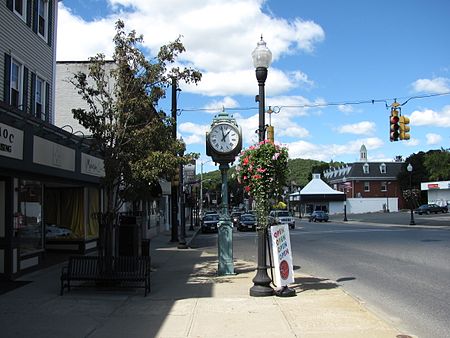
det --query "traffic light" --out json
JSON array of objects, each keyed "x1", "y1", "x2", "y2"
[
  {"x1": 390, "y1": 108, "x2": 400, "y2": 142},
  {"x1": 172, "y1": 167, "x2": 180, "y2": 186},
  {"x1": 399, "y1": 115, "x2": 411, "y2": 140}
]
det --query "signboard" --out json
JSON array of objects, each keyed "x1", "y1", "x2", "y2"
[
  {"x1": 81, "y1": 153, "x2": 105, "y2": 177},
  {"x1": 33, "y1": 136, "x2": 75, "y2": 171},
  {"x1": 270, "y1": 224, "x2": 294, "y2": 287},
  {"x1": 0, "y1": 122, "x2": 23, "y2": 160}
]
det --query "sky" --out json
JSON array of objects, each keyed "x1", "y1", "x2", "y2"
[{"x1": 56, "y1": 0, "x2": 450, "y2": 173}]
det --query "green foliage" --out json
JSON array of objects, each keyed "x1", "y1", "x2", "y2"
[
  {"x1": 70, "y1": 19, "x2": 201, "y2": 214},
  {"x1": 423, "y1": 148, "x2": 450, "y2": 181},
  {"x1": 236, "y1": 141, "x2": 289, "y2": 229}
]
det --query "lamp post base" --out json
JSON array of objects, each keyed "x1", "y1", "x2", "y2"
[{"x1": 250, "y1": 268, "x2": 274, "y2": 297}]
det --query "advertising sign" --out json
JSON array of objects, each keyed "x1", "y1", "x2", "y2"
[
  {"x1": 270, "y1": 223, "x2": 294, "y2": 287},
  {"x1": 0, "y1": 122, "x2": 23, "y2": 160}
]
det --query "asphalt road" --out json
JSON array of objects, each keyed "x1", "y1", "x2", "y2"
[{"x1": 194, "y1": 212, "x2": 450, "y2": 338}]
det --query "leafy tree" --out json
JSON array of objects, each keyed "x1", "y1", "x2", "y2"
[
  {"x1": 423, "y1": 148, "x2": 450, "y2": 181},
  {"x1": 70, "y1": 20, "x2": 201, "y2": 256}
]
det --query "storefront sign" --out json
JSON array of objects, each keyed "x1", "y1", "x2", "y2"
[
  {"x1": 81, "y1": 153, "x2": 105, "y2": 177},
  {"x1": 0, "y1": 123, "x2": 23, "y2": 160},
  {"x1": 270, "y1": 224, "x2": 294, "y2": 287},
  {"x1": 427, "y1": 183, "x2": 439, "y2": 189},
  {"x1": 33, "y1": 136, "x2": 75, "y2": 171}
]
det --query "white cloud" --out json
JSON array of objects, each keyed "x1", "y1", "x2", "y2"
[
  {"x1": 202, "y1": 97, "x2": 239, "y2": 113},
  {"x1": 57, "y1": 0, "x2": 325, "y2": 96},
  {"x1": 409, "y1": 105, "x2": 450, "y2": 127},
  {"x1": 426, "y1": 133, "x2": 443, "y2": 145},
  {"x1": 178, "y1": 122, "x2": 209, "y2": 145},
  {"x1": 336, "y1": 121, "x2": 376, "y2": 135},
  {"x1": 404, "y1": 138, "x2": 420, "y2": 147},
  {"x1": 286, "y1": 137, "x2": 384, "y2": 161},
  {"x1": 338, "y1": 104, "x2": 354, "y2": 113},
  {"x1": 411, "y1": 77, "x2": 450, "y2": 94}
]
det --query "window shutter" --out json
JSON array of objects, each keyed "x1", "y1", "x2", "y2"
[
  {"x1": 3, "y1": 54, "x2": 11, "y2": 104},
  {"x1": 47, "y1": 0, "x2": 53, "y2": 46},
  {"x1": 30, "y1": 72, "x2": 36, "y2": 117},
  {"x1": 26, "y1": 0, "x2": 32, "y2": 27},
  {"x1": 6, "y1": 0, "x2": 13, "y2": 11},
  {"x1": 32, "y1": 0, "x2": 38, "y2": 33},
  {"x1": 22, "y1": 66, "x2": 29, "y2": 112},
  {"x1": 45, "y1": 83, "x2": 50, "y2": 122}
]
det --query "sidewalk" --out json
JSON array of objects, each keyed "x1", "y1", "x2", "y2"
[{"x1": 0, "y1": 229, "x2": 408, "y2": 338}]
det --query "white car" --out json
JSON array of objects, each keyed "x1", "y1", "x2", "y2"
[{"x1": 269, "y1": 210, "x2": 295, "y2": 229}]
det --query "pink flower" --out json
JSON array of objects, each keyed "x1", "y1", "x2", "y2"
[
  {"x1": 257, "y1": 168, "x2": 266, "y2": 173},
  {"x1": 244, "y1": 186, "x2": 250, "y2": 192},
  {"x1": 272, "y1": 152, "x2": 280, "y2": 160}
]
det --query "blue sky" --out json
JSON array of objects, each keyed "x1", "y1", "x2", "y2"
[{"x1": 57, "y1": 0, "x2": 450, "y2": 173}]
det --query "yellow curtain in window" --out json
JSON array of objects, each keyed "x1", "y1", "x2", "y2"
[
  {"x1": 87, "y1": 188, "x2": 99, "y2": 238},
  {"x1": 61, "y1": 188, "x2": 84, "y2": 238}
]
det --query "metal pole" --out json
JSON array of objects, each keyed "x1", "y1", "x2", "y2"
[
  {"x1": 200, "y1": 162, "x2": 204, "y2": 218},
  {"x1": 250, "y1": 66, "x2": 273, "y2": 297},
  {"x1": 409, "y1": 173, "x2": 416, "y2": 225},
  {"x1": 170, "y1": 77, "x2": 179, "y2": 242}
]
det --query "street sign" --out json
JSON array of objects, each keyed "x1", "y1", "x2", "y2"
[{"x1": 270, "y1": 224, "x2": 294, "y2": 287}]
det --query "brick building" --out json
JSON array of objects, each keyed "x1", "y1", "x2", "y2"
[{"x1": 323, "y1": 145, "x2": 407, "y2": 214}]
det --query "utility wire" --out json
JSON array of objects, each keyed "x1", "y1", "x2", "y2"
[{"x1": 178, "y1": 91, "x2": 450, "y2": 114}]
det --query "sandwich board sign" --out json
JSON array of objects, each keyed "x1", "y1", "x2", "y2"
[{"x1": 270, "y1": 223, "x2": 294, "y2": 286}]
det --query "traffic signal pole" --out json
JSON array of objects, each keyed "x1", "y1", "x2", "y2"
[{"x1": 170, "y1": 78, "x2": 179, "y2": 243}]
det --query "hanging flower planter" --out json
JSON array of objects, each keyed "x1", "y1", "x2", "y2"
[{"x1": 236, "y1": 140, "x2": 289, "y2": 230}]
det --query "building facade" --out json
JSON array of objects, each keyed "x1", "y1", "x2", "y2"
[
  {"x1": 323, "y1": 145, "x2": 406, "y2": 214},
  {"x1": 1, "y1": 0, "x2": 105, "y2": 279}
]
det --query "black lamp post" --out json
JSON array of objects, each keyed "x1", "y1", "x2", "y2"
[
  {"x1": 407, "y1": 163, "x2": 416, "y2": 225},
  {"x1": 249, "y1": 36, "x2": 274, "y2": 297},
  {"x1": 342, "y1": 177, "x2": 348, "y2": 221}
]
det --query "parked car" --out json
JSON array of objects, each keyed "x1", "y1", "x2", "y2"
[
  {"x1": 201, "y1": 213, "x2": 220, "y2": 233},
  {"x1": 231, "y1": 211, "x2": 243, "y2": 227},
  {"x1": 414, "y1": 204, "x2": 448, "y2": 215},
  {"x1": 237, "y1": 213, "x2": 257, "y2": 231},
  {"x1": 308, "y1": 210, "x2": 329, "y2": 222},
  {"x1": 269, "y1": 210, "x2": 295, "y2": 229}
]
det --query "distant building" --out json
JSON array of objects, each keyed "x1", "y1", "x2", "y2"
[
  {"x1": 323, "y1": 145, "x2": 406, "y2": 214},
  {"x1": 289, "y1": 173, "x2": 345, "y2": 216}
]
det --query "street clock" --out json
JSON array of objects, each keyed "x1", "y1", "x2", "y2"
[{"x1": 206, "y1": 110, "x2": 242, "y2": 164}]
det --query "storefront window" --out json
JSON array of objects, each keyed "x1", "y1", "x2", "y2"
[{"x1": 18, "y1": 180, "x2": 43, "y2": 255}]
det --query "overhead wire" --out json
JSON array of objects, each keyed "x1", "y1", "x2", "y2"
[{"x1": 177, "y1": 91, "x2": 450, "y2": 114}]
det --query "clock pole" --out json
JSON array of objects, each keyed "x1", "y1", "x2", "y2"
[
  {"x1": 218, "y1": 162, "x2": 234, "y2": 275},
  {"x1": 206, "y1": 110, "x2": 242, "y2": 276}
]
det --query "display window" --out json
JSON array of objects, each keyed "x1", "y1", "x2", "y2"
[{"x1": 17, "y1": 180, "x2": 44, "y2": 255}]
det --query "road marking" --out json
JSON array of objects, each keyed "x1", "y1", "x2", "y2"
[{"x1": 291, "y1": 228, "x2": 411, "y2": 235}]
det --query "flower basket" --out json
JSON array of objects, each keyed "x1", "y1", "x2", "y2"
[{"x1": 236, "y1": 140, "x2": 289, "y2": 230}]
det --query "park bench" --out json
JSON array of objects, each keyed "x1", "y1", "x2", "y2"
[{"x1": 60, "y1": 255, "x2": 151, "y2": 296}]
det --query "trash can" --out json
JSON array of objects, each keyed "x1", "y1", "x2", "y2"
[
  {"x1": 141, "y1": 239, "x2": 150, "y2": 257},
  {"x1": 118, "y1": 215, "x2": 139, "y2": 256}
]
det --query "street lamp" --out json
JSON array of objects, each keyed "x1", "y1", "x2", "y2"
[
  {"x1": 250, "y1": 36, "x2": 274, "y2": 297},
  {"x1": 407, "y1": 163, "x2": 416, "y2": 225},
  {"x1": 342, "y1": 177, "x2": 348, "y2": 221}
]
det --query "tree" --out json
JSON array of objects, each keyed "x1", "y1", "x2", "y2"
[
  {"x1": 423, "y1": 148, "x2": 450, "y2": 181},
  {"x1": 70, "y1": 20, "x2": 201, "y2": 257}
]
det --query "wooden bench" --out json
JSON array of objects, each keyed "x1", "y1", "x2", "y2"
[{"x1": 60, "y1": 256, "x2": 151, "y2": 296}]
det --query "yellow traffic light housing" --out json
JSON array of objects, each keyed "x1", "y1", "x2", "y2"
[
  {"x1": 399, "y1": 115, "x2": 410, "y2": 140},
  {"x1": 172, "y1": 168, "x2": 180, "y2": 186}
]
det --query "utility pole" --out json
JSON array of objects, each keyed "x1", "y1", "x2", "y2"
[{"x1": 170, "y1": 78, "x2": 179, "y2": 242}]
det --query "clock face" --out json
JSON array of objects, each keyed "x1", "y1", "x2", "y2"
[{"x1": 209, "y1": 123, "x2": 240, "y2": 153}]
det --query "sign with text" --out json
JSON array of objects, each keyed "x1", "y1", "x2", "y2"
[
  {"x1": 270, "y1": 223, "x2": 294, "y2": 287},
  {"x1": 0, "y1": 122, "x2": 23, "y2": 160}
]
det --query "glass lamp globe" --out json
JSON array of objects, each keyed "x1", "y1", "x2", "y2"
[{"x1": 252, "y1": 36, "x2": 272, "y2": 69}]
